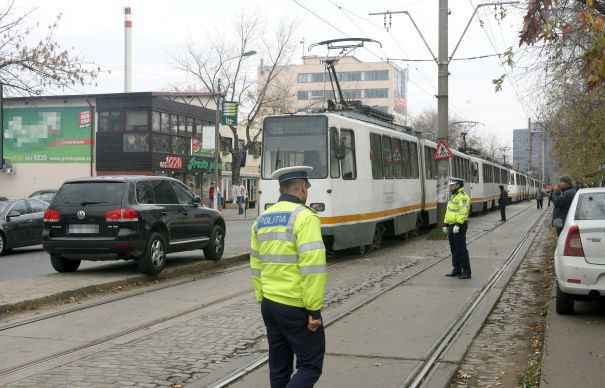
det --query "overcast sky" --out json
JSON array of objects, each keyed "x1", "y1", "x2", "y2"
[{"x1": 20, "y1": 0, "x2": 541, "y2": 150}]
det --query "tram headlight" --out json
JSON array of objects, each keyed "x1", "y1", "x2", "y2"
[
  {"x1": 309, "y1": 203, "x2": 325, "y2": 212},
  {"x1": 264, "y1": 203, "x2": 275, "y2": 210}
]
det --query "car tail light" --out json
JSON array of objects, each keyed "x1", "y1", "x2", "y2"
[
  {"x1": 106, "y1": 208, "x2": 139, "y2": 222},
  {"x1": 563, "y1": 224, "x2": 585, "y2": 257},
  {"x1": 44, "y1": 209, "x2": 61, "y2": 222}
]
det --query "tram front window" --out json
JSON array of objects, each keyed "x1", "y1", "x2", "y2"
[{"x1": 262, "y1": 116, "x2": 328, "y2": 179}]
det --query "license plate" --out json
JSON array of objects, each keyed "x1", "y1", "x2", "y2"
[{"x1": 68, "y1": 224, "x2": 99, "y2": 234}]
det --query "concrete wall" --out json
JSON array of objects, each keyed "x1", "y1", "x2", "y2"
[{"x1": 0, "y1": 163, "x2": 94, "y2": 197}]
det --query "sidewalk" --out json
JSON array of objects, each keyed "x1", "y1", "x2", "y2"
[{"x1": 217, "y1": 206, "x2": 260, "y2": 221}]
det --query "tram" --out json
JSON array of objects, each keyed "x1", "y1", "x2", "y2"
[{"x1": 258, "y1": 38, "x2": 540, "y2": 253}]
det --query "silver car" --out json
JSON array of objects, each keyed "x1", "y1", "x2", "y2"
[{"x1": 554, "y1": 188, "x2": 605, "y2": 314}]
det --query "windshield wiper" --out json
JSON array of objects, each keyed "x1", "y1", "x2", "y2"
[{"x1": 80, "y1": 201, "x2": 107, "y2": 206}]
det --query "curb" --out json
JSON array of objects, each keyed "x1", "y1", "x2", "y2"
[{"x1": 0, "y1": 253, "x2": 250, "y2": 316}]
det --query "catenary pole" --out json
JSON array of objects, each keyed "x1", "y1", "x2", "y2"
[{"x1": 436, "y1": 0, "x2": 449, "y2": 228}]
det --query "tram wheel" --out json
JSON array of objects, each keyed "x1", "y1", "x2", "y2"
[{"x1": 370, "y1": 224, "x2": 385, "y2": 251}]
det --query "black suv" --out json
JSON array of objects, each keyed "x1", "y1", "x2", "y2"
[{"x1": 43, "y1": 176, "x2": 226, "y2": 275}]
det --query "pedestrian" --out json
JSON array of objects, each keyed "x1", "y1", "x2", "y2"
[
  {"x1": 250, "y1": 165, "x2": 327, "y2": 388},
  {"x1": 241, "y1": 182, "x2": 248, "y2": 211},
  {"x1": 552, "y1": 174, "x2": 578, "y2": 236},
  {"x1": 234, "y1": 180, "x2": 245, "y2": 215},
  {"x1": 497, "y1": 185, "x2": 509, "y2": 222},
  {"x1": 216, "y1": 186, "x2": 223, "y2": 211},
  {"x1": 547, "y1": 188, "x2": 553, "y2": 207},
  {"x1": 443, "y1": 177, "x2": 472, "y2": 279},
  {"x1": 209, "y1": 182, "x2": 215, "y2": 208},
  {"x1": 536, "y1": 187, "x2": 544, "y2": 210}
]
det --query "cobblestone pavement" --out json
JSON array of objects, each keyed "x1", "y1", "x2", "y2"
[
  {"x1": 450, "y1": 212, "x2": 556, "y2": 388},
  {"x1": 7, "y1": 203, "x2": 533, "y2": 387}
]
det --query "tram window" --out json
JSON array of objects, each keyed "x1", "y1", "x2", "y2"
[
  {"x1": 392, "y1": 139, "x2": 403, "y2": 179},
  {"x1": 330, "y1": 129, "x2": 340, "y2": 179},
  {"x1": 409, "y1": 142, "x2": 419, "y2": 179},
  {"x1": 472, "y1": 162, "x2": 479, "y2": 183},
  {"x1": 382, "y1": 136, "x2": 394, "y2": 179},
  {"x1": 401, "y1": 140, "x2": 411, "y2": 178},
  {"x1": 341, "y1": 130, "x2": 356, "y2": 180},
  {"x1": 370, "y1": 133, "x2": 383, "y2": 179},
  {"x1": 424, "y1": 146, "x2": 432, "y2": 179}
]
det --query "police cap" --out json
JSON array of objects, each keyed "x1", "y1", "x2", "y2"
[
  {"x1": 448, "y1": 177, "x2": 464, "y2": 186},
  {"x1": 271, "y1": 166, "x2": 313, "y2": 186}
]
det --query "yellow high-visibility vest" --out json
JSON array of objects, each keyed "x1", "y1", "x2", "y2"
[
  {"x1": 445, "y1": 187, "x2": 471, "y2": 225},
  {"x1": 250, "y1": 200, "x2": 326, "y2": 312}
]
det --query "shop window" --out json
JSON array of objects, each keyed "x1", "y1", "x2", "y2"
[
  {"x1": 125, "y1": 111, "x2": 148, "y2": 131},
  {"x1": 370, "y1": 133, "x2": 383, "y2": 179},
  {"x1": 185, "y1": 117, "x2": 193, "y2": 133},
  {"x1": 152, "y1": 134, "x2": 171, "y2": 153},
  {"x1": 160, "y1": 113, "x2": 170, "y2": 133},
  {"x1": 169, "y1": 115, "x2": 178, "y2": 134},
  {"x1": 171, "y1": 136, "x2": 189, "y2": 155},
  {"x1": 99, "y1": 111, "x2": 123, "y2": 131},
  {"x1": 151, "y1": 112, "x2": 161, "y2": 132},
  {"x1": 123, "y1": 134, "x2": 149, "y2": 152}
]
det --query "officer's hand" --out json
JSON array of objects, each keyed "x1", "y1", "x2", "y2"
[
  {"x1": 442, "y1": 226, "x2": 448, "y2": 234},
  {"x1": 453, "y1": 225, "x2": 460, "y2": 234},
  {"x1": 308, "y1": 316, "x2": 322, "y2": 332}
]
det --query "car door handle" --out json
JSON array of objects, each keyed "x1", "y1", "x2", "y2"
[
  {"x1": 161, "y1": 211, "x2": 168, "y2": 216},
  {"x1": 182, "y1": 211, "x2": 188, "y2": 215}
]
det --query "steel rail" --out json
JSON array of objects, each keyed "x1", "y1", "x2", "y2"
[{"x1": 208, "y1": 203, "x2": 536, "y2": 388}]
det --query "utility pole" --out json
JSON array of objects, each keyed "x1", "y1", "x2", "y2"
[
  {"x1": 214, "y1": 80, "x2": 221, "y2": 210},
  {"x1": 370, "y1": 1, "x2": 518, "y2": 228}
]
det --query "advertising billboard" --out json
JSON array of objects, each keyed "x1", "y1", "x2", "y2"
[
  {"x1": 3, "y1": 106, "x2": 93, "y2": 163},
  {"x1": 393, "y1": 65, "x2": 408, "y2": 116}
]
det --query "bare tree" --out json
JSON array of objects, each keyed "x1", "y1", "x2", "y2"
[
  {"x1": 0, "y1": 2, "x2": 99, "y2": 96},
  {"x1": 410, "y1": 109, "x2": 467, "y2": 149},
  {"x1": 171, "y1": 11, "x2": 299, "y2": 188}
]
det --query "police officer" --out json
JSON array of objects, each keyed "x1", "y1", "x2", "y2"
[
  {"x1": 442, "y1": 177, "x2": 472, "y2": 279},
  {"x1": 250, "y1": 166, "x2": 327, "y2": 388}
]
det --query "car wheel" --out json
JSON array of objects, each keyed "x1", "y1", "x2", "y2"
[
  {"x1": 0, "y1": 233, "x2": 6, "y2": 256},
  {"x1": 556, "y1": 284, "x2": 575, "y2": 315},
  {"x1": 203, "y1": 224, "x2": 225, "y2": 261},
  {"x1": 138, "y1": 232, "x2": 166, "y2": 275},
  {"x1": 50, "y1": 255, "x2": 81, "y2": 272}
]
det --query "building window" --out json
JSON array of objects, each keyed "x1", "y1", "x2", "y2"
[
  {"x1": 171, "y1": 136, "x2": 190, "y2": 155},
  {"x1": 185, "y1": 117, "x2": 193, "y2": 133},
  {"x1": 220, "y1": 137, "x2": 232, "y2": 152},
  {"x1": 297, "y1": 88, "x2": 388, "y2": 100},
  {"x1": 98, "y1": 111, "x2": 123, "y2": 131},
  {"x1": 152, "y1": 134, "x2": 171, "y2": 153},
  {"x1": 125, "y1": 111, "x2": 148, "y2": 131},
  {"x1": 151, "y1": 112, "x2": 161, "y2": 132},
  {"x1": 169, "y1": 115, "x2": 178, "y2": 134},
  {"x1": 123, "y1": 134, "x2": 149, "y2": 152},
  {"x1": 160, "y1": 113, "x2": 170, "y2": 133},
  {"x1": 297, "y1": 70, "x2": 389, "y2": 83}
]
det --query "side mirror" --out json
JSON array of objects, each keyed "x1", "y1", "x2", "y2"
[
  {"x1": 330, "y1": 127, "x2": 346, "y2": 160},
  {"x1": 6, "y1": 210, "x2": 21, "y2": 219},
  {"x1": 192, "y1": 195, "x2": 202, "y2": 205}
]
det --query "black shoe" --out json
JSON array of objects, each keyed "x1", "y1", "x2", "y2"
[
  {"x1": 458, "y1": 273, "x2": 471, "y2": 279},
  {"x1": 445, "y1": 269, "x2": 462, "y2": 277}
]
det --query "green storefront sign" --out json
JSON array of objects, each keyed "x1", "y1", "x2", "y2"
[
  {"x1": 187, "y1": 157, "x2": 223, "y2": 172},
  {"x1": 3, "y1": 106, "x2": 92, "y2": 163}
]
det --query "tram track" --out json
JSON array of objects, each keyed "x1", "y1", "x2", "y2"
[
  {"x1": 208, "y1": 203, "x2": 540, "y2": 388},
  {"x1": 0, "y1": 203, "x2": 535, "y2": 385}
]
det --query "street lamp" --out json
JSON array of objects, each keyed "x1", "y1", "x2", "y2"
[{"x1": 213, "y1": 50, "x2": 257, "y2": 210}]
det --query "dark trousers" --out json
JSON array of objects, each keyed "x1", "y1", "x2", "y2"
[
  {"x1": 537, "y1": 199, "x2": 543, "y2": 209},
  {"x1": 500, "y1": 205, "x2": 506, "y2": 221},
  {"x1": 261, "y1": 298, "x2": 325, "y2": 388},
  {"x1": 448, "y1": 223, "x2": 470, "y2": 275}
]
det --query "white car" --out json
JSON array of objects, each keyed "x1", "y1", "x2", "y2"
[{"x1": 554, "y1": 188, "x2": 605, "y2": 314}]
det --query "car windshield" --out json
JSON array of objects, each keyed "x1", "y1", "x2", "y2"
[
  {"x1": 262, "y1": 116, "x2": 327, "y2": 179},
  {"x1": 574, "y1": 192, "x2": 605, "y2": 220},
  {"x1": 54, "y1": 182, "x2": 125, "y2": 206}
]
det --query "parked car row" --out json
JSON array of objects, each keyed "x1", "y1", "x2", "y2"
[
  {"x1": 2, "y1": 176, "x2": 226, "y2": 275},
  {"x1": 0, "y1": 197, "x2": 50, "y2": 256}
]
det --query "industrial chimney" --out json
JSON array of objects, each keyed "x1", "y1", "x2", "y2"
[{"x1": 124, "y1": 6, "x2": 132, "y2": 92}]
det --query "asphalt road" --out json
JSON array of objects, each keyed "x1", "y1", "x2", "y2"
[{"x1": 0, "y1": 219, "x2": 255, "y2": 281}]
